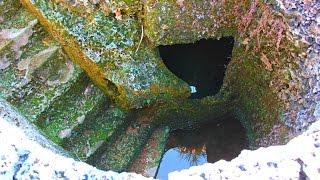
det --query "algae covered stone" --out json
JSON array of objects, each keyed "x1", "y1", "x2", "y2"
[{"x1": 22, "y1": 0, "x2": 191, "y2": 109}]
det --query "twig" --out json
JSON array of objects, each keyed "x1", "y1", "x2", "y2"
[
  {"x1": 135, "y1": 24, "x2": 144, "y2": 54},
  {"x1": 75, "y1": 153, "x2": 83, "y2": 162}
]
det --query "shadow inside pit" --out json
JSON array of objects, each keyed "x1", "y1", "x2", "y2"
[
  {"x1": 159, "y1": 37, "x2": 234, "y2": 99},
  {"x1": 156, "y1": 115, "x2": 248, "y2": 180}
]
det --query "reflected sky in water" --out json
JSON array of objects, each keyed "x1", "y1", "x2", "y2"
[
  {"x1": 156, "y1": 148, "x2": 207, "y2": 180},
  {"x1": 156, "y1": 115, "x2": 248, "y2": 180}
]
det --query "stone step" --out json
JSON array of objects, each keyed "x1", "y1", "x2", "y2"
[
  {"x1": 0, "y1": 1, "x2": 38, "y2": 53},
  {"x1": 87, "y1": 120, "x2": 156, "y2": 172},
  {"x1": 36, "y1": 74, "x2": 108, "y2": 144},
  {"x1": 128, "y1": 127, "x2": 170, "y2": 177},
  {"x1": 22, "y1": 0, "x2": 191, "y2": 109},
  {"x1": 0, "y1": 0, "x2": 85, "y2": 122},
  {"x1": 1, "y1": 2, "x2": 168, "y2": 175},
  {"x1": 0, "y1": 18, "x2": 38, "y2": 73},
  {"x1": 0, "y1": 6, "x2": 83, "y2": 122},
  {"x1": 3, "y1": 43, "x2": 82, "y2": 121},
  {"x1": 61, "y1": 106, "x2": 129, "y2": 161}
]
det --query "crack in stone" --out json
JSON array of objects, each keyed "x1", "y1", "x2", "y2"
[
  {"x1": 13, "y1": 146, "x2": 30, "y2": 179},
  {"x1": 295, "y1": 158, "x2": 308, "y2": 180}
]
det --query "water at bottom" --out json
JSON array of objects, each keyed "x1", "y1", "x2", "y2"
[{"x1": 156, "y1": 115, "x2": 248, "y2": 180}]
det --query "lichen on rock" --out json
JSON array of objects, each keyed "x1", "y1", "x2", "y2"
[{"x1": 22, "y1": 0, "x2": 191, "y2": 109}]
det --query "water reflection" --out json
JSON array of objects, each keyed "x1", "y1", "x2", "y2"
[
  {"x1": 156, "y1": 115, "x2": 248, "y2": 179},
  {"x1": 156, "y1": 148, "x2": 207, "y2": 180},
  {"x1": 178, "y1": 144, "x2": 206, "y2": 166}
]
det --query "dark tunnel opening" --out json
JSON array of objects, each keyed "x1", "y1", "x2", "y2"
[{"x1": 159, "y1": 37, "x2": 234, "y2": 99}]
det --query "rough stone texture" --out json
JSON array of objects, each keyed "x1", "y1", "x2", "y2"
[
  {"x1": 61, "y1": 106, "x2": 128, "y2": 162},
  {"x1": 88, "y1": 120, "x2": 156, "y2": 172},
  {"x1": 1, "y1": 115, "x2": 319, "y2": 179},
  {"x1": 0, "y1": 99, "x2": 70, "y2": 158},
  {"x1": 0, "y1": 6, "x2": 83, "y2": 121},
  {"x1": 129, "y1": 127, "x2": 170, "y2": 177},
  {"x1": 143, "y1": 0, "x2": 238, "y2": 45},
  {"x1": 0, "y1": 1, "x2": 234, "y2": 173},
  {"x1": 36, "y1": 75, "x2": 108, "y2": 145},
  {"x1": 22, "y1": 0, "x2": 191, "y2": 109},
  {"x1": 0, "y1": 117, "x2": 151, "y2": 180},
  {"x1": 275, "y1": 0, "x2": 320, "y2": 138},
  {"x1": 50, "y1": 0, "x2": 141, "y2": 16},
  {"x1": 142, "y1": 0, "x2": 305, "y2": 147}
]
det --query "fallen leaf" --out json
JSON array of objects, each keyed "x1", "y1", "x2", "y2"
[
  {"x1": 241, "y1": 38, "x2": 250, "y2": 45},
  {"x1": 191, "y1": 149, "x2": 196, "y2": 154},
  {"x1": 42, "y1": 37, "x2": 53, "y2": 46},
  {"x1": 176, "y1": 0, "x2": 184, "y2": 7},
  {"x1": 115, "y1": 8, "x2": 122, "y2": 20}
]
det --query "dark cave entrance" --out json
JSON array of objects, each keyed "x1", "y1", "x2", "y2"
[{"x1": 159, "y1": 37, "x2": 234, "y2": 98}]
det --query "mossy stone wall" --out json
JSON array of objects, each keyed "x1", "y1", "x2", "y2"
[{"x1": 19, "y1": 0, "x2": 307, "y2": 147}]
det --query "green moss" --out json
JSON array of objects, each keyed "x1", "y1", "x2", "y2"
[
  {"x1": 23, "y1": 0, "x2": 190, "y2": 109},
  {"x1": 225, "y1": 47, "x2": 283, "y2": 145},
  {"x1": 142, "y1": 0, "x2": 306, "y2": 146},
  {"x1": 143, "y1": 0, "x2": 240, "y2": 45},
  {"x1": 223, "y1": 1, "x2": 306, "y2": 146},
  {"x1": 36, "y1": 74, "x2": 107, "y2": 144},
  {"x1": 8, "y1": 48, "x2": 82, "y2": 121},
  {"x1": 61, "y1": 106, "x2": 128, "y2": 161},
  {"x1": 129, "y1": 126, "x2": 170, "y2": 176},
  {"x1": 130, "y1": 91, "x2": 233, "y2": 130},
  {"x1": 2, "y1": 0, "x2": 307, "y2": 171},
  {"x1": 87, "y1": 121, "x2": 156, "y2": 172},
  {"x1": 0, "y1": 18, "x2": 41, "y2": 99},
  {"x1": 19, "y1": 24, "x2": 53, "y2": 60}
]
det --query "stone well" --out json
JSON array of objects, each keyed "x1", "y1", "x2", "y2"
[{"x1": 0, "y1": 0, "x2": 319, "y2": 179}]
